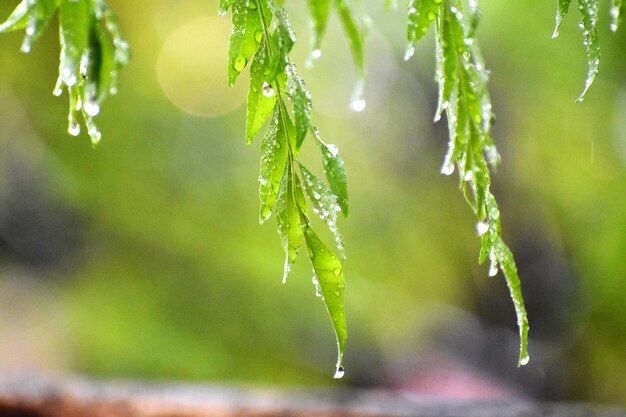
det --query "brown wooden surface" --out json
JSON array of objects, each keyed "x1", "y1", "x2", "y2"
[{"x1": 0, "y1": 374, "x2": 624, "y2": 417}]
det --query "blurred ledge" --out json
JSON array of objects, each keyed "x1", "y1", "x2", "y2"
[{"x1": 0, "y1": 373, "x2": 624, "y2": 417}]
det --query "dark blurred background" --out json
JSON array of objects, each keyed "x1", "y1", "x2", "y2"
[{"x1": 1, "y1": 0, "x2": 625, "y2": 405}]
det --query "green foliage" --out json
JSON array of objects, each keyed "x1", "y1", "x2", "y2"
[
  {"x1": 0, "y1": 0, "x2": 128, "y2": 145},
  {"x1": 553, "y1": 0, "x2": 622, "y2": 99},
  {"x1": 220, "y1": 0, "x2": 350, "y2": 376},
  {"x1": 1, "y1": 0, "x2": 623, "y2": 376}
]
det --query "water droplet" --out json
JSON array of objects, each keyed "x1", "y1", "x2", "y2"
[
  {"x1": 311, "y1": 49, "x2": 322, "y2": 60},
  {"x1": 262, "y1": 82, "x2": 274, "y2": 98},
  {"x1": 350, "y1": 98, "x2": 366, "y2": 112},
  {"x1": 332, "y1": 267, "x2": 342, "y2": 276},
  {"x1": 254, "y1": 30, "x2": 262, "y2": 43},
  {"x1": 476, "y1": 221, "x2": 489, "y2": 236},
  {"x1": 84, "y1": 99, "x2": 100, "y2": 116},
  {"x1": 333, "y1": 366, "x2": 345, "y2": 379},
  {"x1": 260, "y1": 204, "x2": 271, "y2": 220},
  {"x1": 441, "y1": 162, "x2": 455, "y2": 176},
  {"x1": 20, "y1": 41, "x2": 32, "y2": 54},
  {"x1": 520, "y1": 355, "x2": 530, "y2": 366},
  {"x1": 68, "y1": 121, "x2": 80, "y2": 136},
  {"x1": 53, "y1": 85, "x2": 63, "y2": 96},
  {"x1": 404, "y1": 45, "x2": 415, "y2": 61},
  {"x1": 427, "y1": 11, "x2": 437, "y2": 20},
  {"x1": 233, "y1": 54, "x2": 246, "y2": 72},
  {"x1": 488, "y1": 261, "x2": 498, "y2": 277}
]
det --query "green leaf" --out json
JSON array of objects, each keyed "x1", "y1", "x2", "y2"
[
  {"x1": 303, "y1": 226, "x2": 347, "y2": 378},
  {"x1": 227, "y1": 0, "x2": 264, "y2": 86},
  {"x1": 218, "y1": 0, "x2": 234, "y2": 16},
  {"x1": 313, "y1": 129, "x2": 349, "y2": 217},
  {"x1": 405, "y1": 0, "x2": 441, "y2": 60},
  {"x1": 494, "y1": 238, "x2": 530, "y2": 367},
  {"x1": 258, "y1": 107, "x2": 289, "y2": 223},
  {"x1": 246, "y1": 44, "x2": 277, "y2": 144},
  {"x1": 306, "y1": 0, "x2": 330, "y2": 62},
  {"x1": 334, "y1": 0, "x2": 366, "y2": 104},
  {"x1": 266, "y1": 6, "x2": 295, "y2": 82},
  {"x1": 286, "y1": 63, "x2": 312, "y2": 152},
  {"x1": 611, "y1": 0, "x2": 623, "y2": 31},
  {"x1": 299, "y1": 163, "x2": 345, "y2": 257},
  {"x1": 275, "y1": 164, "x2": 304, "y2": 283},
  {"x1": 0, "y1": 0, "x2": 58, "y2": 53},
  {"x1": 553, "y1": 0, "x2": 572, "y2": 37},
  {"x1": 59, "y1": 0, "x2": 90, "y2": 87},
  {"x1": 576, "y1": 0, "x2": 600, "y2": 101}
]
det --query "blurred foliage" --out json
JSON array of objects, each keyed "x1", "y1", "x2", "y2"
[{"x1": 0, "y1": 0, "x2": 625, "y2": 406}]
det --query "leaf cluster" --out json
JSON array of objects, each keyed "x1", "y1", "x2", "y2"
[
  {"x1": 219, "y1": 0, "x2": 364, "y2": 376},
  {"x1": 0, "y1": 0, "x2": 129, "y2": 144}
]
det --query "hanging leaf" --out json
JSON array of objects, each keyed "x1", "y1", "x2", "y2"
[
  {"x1": 258, "y1": 107, "x2": 289, "y2": 223},
  {"x1": 306, "y1": 0, "x2": 331, "y2": 62},
  {"x1": 246, "y1": 44, "x2": 277, "y2": 144},
  {"x1": 334, "y1": 0, "x2": 366, "y2": 105},
  {"x1": 303, "y1": 225, "x2": 347, "y2": 379},
  {"x1": 553, "y1": 0, "x2": 572, "y2": 37},
  {"x1": 576, "y1": 0, "x2": 600, "y2": 101},
  {"x1": 227, "y1": 0, "x2": 264, "y2": 85},
  {"x1": 299, "y1": 163, "x2": 345, "y2": 257},
  {"x1": 611, "y1": 0, "x2": 623, "y2": 31},
  {"x1": 275, "y1": 164, "x2": 305, "y2": 283},
  {"x1": 405, "y1": 0, "x2": 440, "y2": 60},
  {"x1": 313, "y1": 129, "x2": 349, "y2": 217},
  {"x1": 0, "y1": 0, "x2": 58, "y2": 53},
  {"x1": 286, "y1": 63, "x2": 312, "y2": 152}
]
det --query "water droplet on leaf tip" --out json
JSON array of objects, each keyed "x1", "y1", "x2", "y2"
[
  {"x1": 488, "y1": 262, "x2": 498, "y2": 277},
  {"x1": 311, "y1": 49, "x2": 322, "y2": 59},
  {"x1": 334, "y1": 366, "x2": 345, "y2": 379},
  {"x1": 404, "y1": 46, "x2": 415, "y2": 61},
  {"x1": 520, "y1": 355, "x2": 530, "y2": 366},
  {"x1": 476, "y1": 221, "x2": 489, "y2": 236},
  {"x1": 350, "y1": 98, "x2": 366, "y2": 112},
  {"x1": 68, "y1": 122, "x2": 80, "y2": 136},
  {"x1": 441, "y1": 163, "x2": 455, "y2": 176}
]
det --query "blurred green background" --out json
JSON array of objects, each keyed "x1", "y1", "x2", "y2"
[{"x1": 1, "y1": 0, "x2": 626, "y2": 405}]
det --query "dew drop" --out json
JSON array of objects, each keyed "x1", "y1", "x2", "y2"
[
  {"x1": 350, "y1": 98, "x2": 366, "y2": 112},
  {"x1": 488, "y1": 261, "x2": 498, "y2": 277},
  {"x1": 520, "y1": 355, "x2": 530, "y2": 366},
  {"x1": 68, "y1": 121, "x2": 81, "y2": 136},
  {"x1": 254, "y1": 30, "x2": 262, "y2": 43},
  {"x1": 260, "y1": 204, "x2": 272, "y2": 220},
  {"x1": 333, "y1": 366, "x2": 345, "y2": 379},
  {"x1": 404, "y1": 45, "x2": 415, "y2": 61},
  {"x1": 233, "y1": 54, "x2": 246, "y2": 72},
  {"x1": 441, "y1": 162, "x2": 455, "y2": 176},
  {"x1": 476, "y1": 221, "x2": 489, "y2": 236},
  {"x1": 332, "y1": 267, "x2": 342, "y2": 276},
  {"x1": 311, "y1": 49, "x2": 322, "y2": 59},
  {"x1": 262, "y1": 82, "x2": 275, "y2": 98},
  {"x1": 84, "y1": 99, "x2": 100, "y2": 116}
]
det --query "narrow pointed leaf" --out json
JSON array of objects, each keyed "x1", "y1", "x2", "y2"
[
  {"x1": 553, "y1": 0, "x2": 572, "y2": 37},
  {"x1": 314, "y1": 129, "x2": 349, "y2": 216},
  {"x1": 306, "y1": 0, "x2": 331, "y2": 59},
  {"x1": 576, "y1": 0, "x2": 600, "y2": 101},
  {"x1": 266, "y1": 6, "x2": 295, "y2": 82},
  {"x1": 246, "y1": 45, "x2": 277, "y2": 143},
  {"x1": 259, "y1": 107, "x2": 288, "y2": 223},
  {"x1": 275, "y1": 164, "x2": 304, "y2": 283},
  {"x1": 303, "y1": 226, "x2": 347, "y2": 376},
  {"x1": 59, "y1": 0, "x2": 90, "y2": 87},
  {"x1": 218, "y1": 0, "x2": 234, "y2": 15},
  {"x1": 0, "y1": 0, "x2": 58, "y2": 53},
  {"x1": 287, "y1": 64, "x2": 312, "y2": 151},
  {"x1": 334, "y1": 0, "x2": 366, "y2": 102},
  {"x1": 227, "y1": 0, "x2": 263, "y2": 86},
  {"x1": 611, "y1": 0, "x2": 623, "y2": 31},
  {"x1": 406, "y1": 0, "x2": 441, "y2": 59},
  {"x1": 299, "y1": 163, "x2": 345, "y2": 256},
  {"x1": 494, "y1": 238, "x2": 530, "y2": 367},
  {"x1": 0, "y1": 0, "x2": 34, "y2": 32}
]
